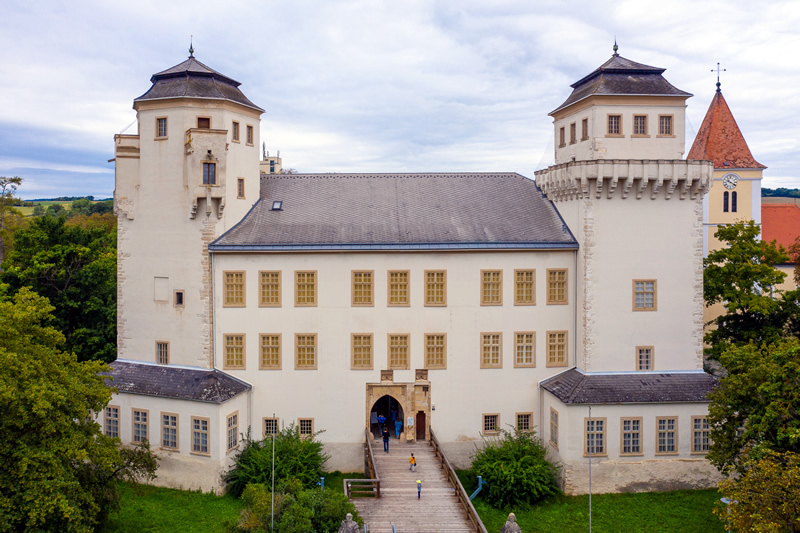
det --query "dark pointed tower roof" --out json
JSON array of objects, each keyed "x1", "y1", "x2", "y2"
[
  {"x1": 134, "y1": 55, "x2": 264, "y2": 112},
  {"x1": 688, "y1": 90, "x2": 765, "y2": 169},
  {"x1": 551, "y1": 51, "x2": 691, "y2": 115}
]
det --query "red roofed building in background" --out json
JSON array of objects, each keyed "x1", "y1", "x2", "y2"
[{"x1": 762, "y1": 201, "x2": 800, "y2": 290}]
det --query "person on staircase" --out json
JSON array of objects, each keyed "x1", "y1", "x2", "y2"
[
  {"x1": 382, "y1": 427, "x2": 390, "y2": 453},
  {"x1": 409, "y1": 453, "x2": 416, "y2": 472}
]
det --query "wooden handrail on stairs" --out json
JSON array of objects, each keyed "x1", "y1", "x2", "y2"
[
  {"x1": 344, "y1": 428, "x2": 381, "y2": 498},
  {"x1": 430, "y1": 428, "x2": 488, "y2": 533}
]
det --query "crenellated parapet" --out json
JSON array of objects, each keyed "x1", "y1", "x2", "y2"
[{"x1": 534, "y1": 159, "x2": 713, "y2": 202}]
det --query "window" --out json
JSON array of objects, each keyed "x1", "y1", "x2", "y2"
[
  {"x1": 237, "y1": 178, "x2": 245, "y2": 199},
  {"x1": 658, "y1": 115, "x2": 673, "y2": 136},
  {"x1": 569, "y1": 122, "x2": 577, "y2": 144},
  {"x1": 224, "y1": 271, "x2": 245, "y2": 307},
  {"x1": 425, "y1": 334, "x2": 446, "y2": 369},
  {"x1": 295, "y1": 334, "x2": 317, "y2": 369},
  {"x1": 263, "y1": 417, "x2": 279, "y2": 437},
  {"x1": 723, "y1": 191, "x2": 729, "y2": 212},
  {"x1": 633, "y1": 280, "x2": 657, "y2": 311},
  {"x1": 352, "y1": 271, "x2": 374, "y2": 306},
  {"x1": 232, "y1": 121, "x2": 240, "y2": 142},
  {"x1": 259, "y1": 334, "x2": 281, "y2": 370},
  {"x1": 607, "y1": 114, "x2": 622, "y2": 136},
  {"x1": 388, "y1": 270, "x2": 410, "y2": 306},
  {"x1": 156, "y1": 117, "x2": 168, "y2": 138},
  {"x1": 480, "y1": 333, "x2": 502, "y2": 368},
  {"x1": 657, "y1": 417, "x2": 678, "y2": 454},
  {"x1": 246, "y1": 125, "x2": 254, "y2": 145},
  {"x1": 351, "y1": 334, "x2": 373, "y2": 369},
  {"x1": 732, "y1": 191, "x2": 738, "y2": 213},
  {"x1": 156, "y1": 341, "x2": 169, "y2": 365},
  {"x1": 295, "y1": 271, "x2": 317, "y2": 306},
  {"x1": 388, "y1": 334, "x2": 410, "y2": 370},
  {"x1": 637, "y1": 346, "x2": 653, "y2": 371},
  {"x1": 197, "y1": 117, "x2": 210, "y2": 129},
  {"x1": 174, "y1": 290, "x2": 184, "y2": 308},
  {"x1": 547, "y1": 331, "x2": 567, "y2": 367},
  {"x1": 270, "y1": 160, "x2": 275, "y2": 173},
  {"x1": 224, "y1": 334, "x2": 245, "y2": 369},
  {"x1": 516, "y1": 413, "x2": 532, "y2": 432},
  {"x1": 481, "y1": 270, "x2": 502, "y2": 305},
  {"x1": 514, "y1": 332, "x2": 535, "y2": 367},
  {"x1": 105, "y1": 406, "x2": 120, "y2": 438},
  {"x1": 692, "y1": 416, "x2": 710, "y2": 453},
  {"x1": 550, "y1": 408, "x2": 559, "y2": 449},
  {"x1": 132, "y1": 409, "x2": 149, "y2": 443},
  {"x1": 424, "y1": 270, "x2": 446, "y2": 306},
  {"x1": 633, "y1": 115, "x2": 648, "y2": 136},
  {"x1": 298, "y1": 418, "x2": 314, "y2": 438},
  {"x1": 259, "y1": 271, "x2": 281, "y2": 307},
  {"x1": 581, "y1": 118, "x2": 589, "y2": 140},
  {"x1": 203, "y1": 162, "x2": 216, "y2": 185},
  {"x1": 227, "y1": 412, "x2": 239, "y2": 453},
  {"x1": 621, "y1": 417, "x2": 642, "y2": 455},
  {"x1": 161, "y1": 413, "x2": 178, "y2": 450},
  {"x1": 514, "y1": 269, "x2": 535, "y2": 305},
  {"x1": 559, "y1": 126, "x2": 566, "y2": 147},
  {"x1": 585, "y1": 417, "x2": 606, "y2": 456},
  {"x1": 483, "y1": 414, "x2": 500, "y2": 435},
  {"x1": 191, "y1": 416, "x2": 210, "y2": 455},
  {"x1": 547, "y1": 269, "x2": 568, "y2": 304}
]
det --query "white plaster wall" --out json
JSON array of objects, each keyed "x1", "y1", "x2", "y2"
[
  {"x1": 115, "y1": 99, "x2": 261, "y2": 368},
  {"x1": 99, "y1": 390, "x2": 249, "y2": 492},
  {"x1": 213, "y1": 250, "x2": 576, "y2": 471}
]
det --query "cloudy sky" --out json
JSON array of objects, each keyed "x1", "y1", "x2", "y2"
[{"x1": 1, "y1": 0, "x2": 798, "y2": 199}]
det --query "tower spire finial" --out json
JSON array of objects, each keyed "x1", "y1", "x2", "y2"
[
  {"x1": 612, "y1": 38, "x2": 618, "y2": 56},
  {"x1": 189, "y1": 35, "x2": 194, "y2": 58},
  {"x1": 712, "y1": 62, "x2": 726, "y2": 92}
]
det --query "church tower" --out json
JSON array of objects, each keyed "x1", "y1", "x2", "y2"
[{"x1": 113, "y1": 49, "x2": 264, "y2": 368}]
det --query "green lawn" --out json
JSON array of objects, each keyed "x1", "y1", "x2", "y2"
[{"x1": 470, "y1": 488, "x2": 725, "y2": 533}]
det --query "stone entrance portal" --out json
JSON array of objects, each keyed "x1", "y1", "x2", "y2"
[{"x1": 366, "y1": 371, "x2": 430, "y2": 443}]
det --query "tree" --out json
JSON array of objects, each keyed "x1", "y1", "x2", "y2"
[
  {"x1": 1, "y1": 214, "x2": 117, "y2": 362},
  {"x1": 703, "y1": 221, "x2": 800, "y2": 361},
  {"x1": 715, "y1": 451, "x2": 800, "y2": 532},
  {"x1": 707, "y1": 339, "x2": 800, "y2": 474},
  {"x1": 789, "y1": 236, "x2": 800, "y2": 287},
  {"x1": 0, "y1": 286, "x2": 157, "y2": 532},
  {"x1": 0, "y1": 176, "x2": 25, "y2": 268},
  {"x1": 469, "y1": 427, "x2": 560, "y2": 507}
]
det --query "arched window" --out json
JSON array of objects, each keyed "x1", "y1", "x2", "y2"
[
  {"x1": 723, "y1": 191, "x2": 729, "y2": 212},
  {"x1": 732, "y1": 191, "x2": 738, "y2": 212}
]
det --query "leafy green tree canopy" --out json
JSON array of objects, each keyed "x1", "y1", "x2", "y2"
[
  {"x1": 0, "y1": 176, "x2": 26, "y2": 268},
  {"x1": 703, "y1": 221, "x2": 800, "y2": 360},
  {"x1": 0, "y1": 286, "x2": 156, "y2": 532},
  {"x1": 707, "y1": 339, "x2": 800, "y2": 474},
  {"x1": 1, "y1": 214, "x2": 116, "y2": 362}
]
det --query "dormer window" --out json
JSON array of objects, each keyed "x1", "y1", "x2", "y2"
[
  {"x1": 197, "y1": 117, "x2": 211, "y2": 129},
  {"x1": 203, "y1": 162, "x2": 216, "y2": 185}
]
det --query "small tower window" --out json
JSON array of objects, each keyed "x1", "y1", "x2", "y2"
[
  {"x1": 723, "y1": 191, "x2": 729, "y2": 212},
  {"x1": 174, "y1": 290, "x2": 184, "y2": 308},
  {"x1": 270, "y1": 160, "x2": 275, "y2": 173},
  {"x1": 559, "y1": 127, "x2": 566, "y2": 148},
  {"x1": 156, "y1": 117, "x2": 168, "y2": 138},
  {"x1": 581, "y1": 118, "x2": 589, "y2": 140},
  {"x1": 237, "y1": 178, "x2": 245, "y2": 198},
  {"x1": 197, "y1": 117, "x2": 211, "y2": 129},
  {"x1": 607, "y1": 115, "x2": 621, "y2": 135},
  {"x1": 232, "y1": 121, "x2": 240, "y2": 142},
  {"x1": 203, "y1": 162, "x2": 216, "y2": 185},
  {"x1": 732, "y1": 191, "x2": 738, "y2": 213},
  {"x1": 246, "y1": 125, "x2": 254, "y2": 145},
  {"x1": 569, "y1": 123, "x2": 577, "y2": 144},
  {"x1": 633, "y1": 115, "x2": 647, "y2": 136},
  {"x1": 659, "y1": 115, "x2": 673, "y2": 136}
]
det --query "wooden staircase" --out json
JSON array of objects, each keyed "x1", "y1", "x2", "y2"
[{"x1": 352, "y1": 439, "x2": 477, "y2": 533}]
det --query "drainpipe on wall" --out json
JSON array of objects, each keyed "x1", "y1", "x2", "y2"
[{"x1": 573, "y1": 249, "x2": 578, "y2": 368}]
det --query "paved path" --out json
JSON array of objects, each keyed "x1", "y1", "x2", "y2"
[{"x1": 352, "y1": 439, "x2": 475, "y2": 533}]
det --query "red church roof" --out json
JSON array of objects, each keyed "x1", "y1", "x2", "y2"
[
  {"x1": 688, "y1": 90, "x2": 766, "y2": 169},
  {"x1": 762, "y1": 204, "x2": 800, "y2": 262}
]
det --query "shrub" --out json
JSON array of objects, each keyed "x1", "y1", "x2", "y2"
[
  {"x1": 469, "y1": 427, "x2": 560, "y2": 508},
  {"x1": 224, "y1": 424, "x2": 329, "y2": 497}
]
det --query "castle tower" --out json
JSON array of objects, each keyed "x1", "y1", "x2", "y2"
[{"x1": 113, "y1": 51, "x2": 264, "y2": 368}]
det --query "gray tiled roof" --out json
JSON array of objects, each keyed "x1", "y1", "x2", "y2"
[
  {"x1": 210, "y1": 173, "x2": 578, "y2": 251},
  {"x1": 135, "y1": 57, "x2": 263, "y2": 112},
  {"x1": 551, "y1": 54, "x2": 691, "y2": 115},
  {"x1": 107, "y1": 360, "x2": 251, "y2": 403},
  {"x1": 541, "y1": 368, "x2": 717, "y2": 404}
]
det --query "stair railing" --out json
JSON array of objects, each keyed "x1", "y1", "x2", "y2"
[{"x1": 344, "y1": 428, "x2": 381, "y2": 499}]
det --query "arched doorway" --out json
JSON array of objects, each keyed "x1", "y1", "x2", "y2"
[{"x1": 369, "y1": 395, "x2": 405, "y2": 440}]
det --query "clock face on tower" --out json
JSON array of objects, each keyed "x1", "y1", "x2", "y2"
[{"x1": 722, "y1": 173, "x2": 739, "y2": 190}]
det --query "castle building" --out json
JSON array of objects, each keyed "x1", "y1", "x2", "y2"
[{"x1": 105, "y1": 46, "x2": 721, "y2": 494}]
